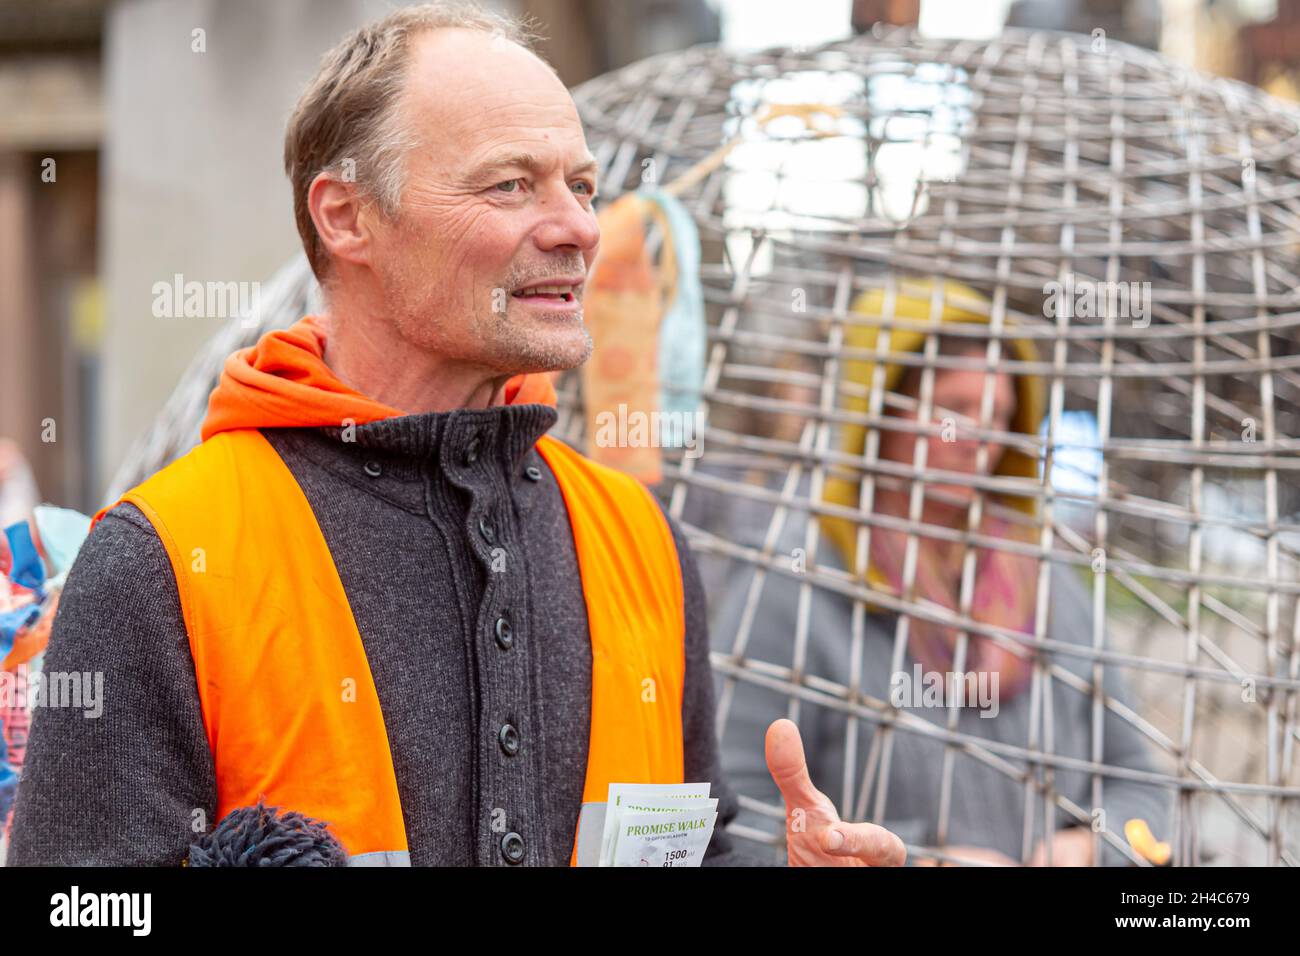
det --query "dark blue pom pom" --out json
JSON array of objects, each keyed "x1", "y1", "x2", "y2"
[{"x1": 187, "y1": 799, "x2": 349, "y2": 867}]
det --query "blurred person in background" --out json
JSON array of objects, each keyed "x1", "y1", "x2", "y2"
[
  {"x1": 0, "y1": 438, "x2": 40, "y2": 844},
  {"x1": 716, "y1": 281, "x2": 1172, "y2": 866},
  {"x1": 0, "y1": 440, "x2": 38, "y2": 533}
]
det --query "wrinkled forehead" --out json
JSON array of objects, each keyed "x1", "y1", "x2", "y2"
[{"x1": 400, "y1": 28, "x2": 585, "y2": 168}]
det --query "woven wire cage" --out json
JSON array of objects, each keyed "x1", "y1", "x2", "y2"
[
  {"x1": 556, "y1": 26, "x2": 1300, "y2": 867},
  {"x1": 113, "y1": 27, "x2": 1300, "y2": 866}
]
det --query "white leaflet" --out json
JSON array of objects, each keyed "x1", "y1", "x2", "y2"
[{"x1": 598, "y1": 782, "x2": 712, "y2": 867}]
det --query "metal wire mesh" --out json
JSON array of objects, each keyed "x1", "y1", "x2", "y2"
[
  {"x1": 554, "y1": 26, "x2": 1300, "y2": 866},
  {"x1": 111, "y1": 26, "x2": 1300, "y2": 866}
]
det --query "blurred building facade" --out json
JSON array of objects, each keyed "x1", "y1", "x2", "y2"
[{"x1": 0, "y1": 0, "x2": 103, "y2": 512}]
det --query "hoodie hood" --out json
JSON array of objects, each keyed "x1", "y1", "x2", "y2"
[{"x1": 200, "y1": 315, "x2": 558, "y2": 441}]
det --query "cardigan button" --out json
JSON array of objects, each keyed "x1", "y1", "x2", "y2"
[
  {"x1": 363, "y1": 460, "x2": 382, "y2": 478},
  {"x1": 500, "y1": 831, "x2": 525, "y2": 865},
  {"x1": 494, "y1": 615, "x2": 514, "y2": 650},
  {"x1": 478, "y1": 516, "x2": 496, "y2": 543},
  {"x1": 524, "y1": 465, "x2": 542, "y2": 482},
  {"x1": 498, "y1": 722, "x2": 520, "y2": 757},
  {"x1": 464, "y1": 433, "x2": 481, "y2": 466}
]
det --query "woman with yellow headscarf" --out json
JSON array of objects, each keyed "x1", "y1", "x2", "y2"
[
  {"x1": 714, "y1": 279, "x2": 1172, "y2": 867},
  {"x1": 821, "y1": 281, "x2": 1048, "y2": 710}
]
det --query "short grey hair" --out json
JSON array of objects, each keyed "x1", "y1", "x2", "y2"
[{"x1": 283, "y1": 2, "x2": 546, "y2": 280}]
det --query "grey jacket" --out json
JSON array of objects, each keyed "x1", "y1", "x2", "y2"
[
  {"x1": 8, "y1": 403, "x2": 761, "y2": 866},
  {"x1": 711, "y1": 484, "x2": 1173, "y2": 866}
]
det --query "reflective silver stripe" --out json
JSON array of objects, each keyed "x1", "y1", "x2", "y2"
[{"x1": 348, "y1": 850, "x2": 411, "y2": 867}]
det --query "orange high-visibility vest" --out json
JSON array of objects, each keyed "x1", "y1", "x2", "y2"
[{"x1": 96, "y1": 428, "x2": 686, "y2": 866}]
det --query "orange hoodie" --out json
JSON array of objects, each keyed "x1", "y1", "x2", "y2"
[{"x1": 200, "y1": 314, "x2": 558, "y2": 440}]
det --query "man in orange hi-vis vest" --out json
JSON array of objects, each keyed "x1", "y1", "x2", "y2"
[{"x1": 10, "y1": 3, "x2": 904, "y2": 869}]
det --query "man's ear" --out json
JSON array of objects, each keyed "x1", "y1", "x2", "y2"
[{"x1": 308, "y1": 172, "x2": 374, "y2": 269}]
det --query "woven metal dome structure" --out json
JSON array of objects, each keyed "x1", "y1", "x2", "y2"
[{"x1": 113, "y1": 26, "x2": 1300, "y2": 866}]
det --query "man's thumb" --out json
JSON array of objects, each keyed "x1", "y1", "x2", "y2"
[{"x1": 765, "y1": 718, "x2": 823, "y2": 813}]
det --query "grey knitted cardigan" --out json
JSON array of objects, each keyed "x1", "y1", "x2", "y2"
[{"x1": 8, "y1": 403, "x2": 761, "y2": 866}]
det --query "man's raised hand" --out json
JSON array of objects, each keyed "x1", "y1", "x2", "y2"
[{"x1": 764, "y1": 718, "x2": 907, "y2": 867}]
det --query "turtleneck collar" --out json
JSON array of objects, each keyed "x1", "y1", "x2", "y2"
[{"x1": 319, "y1": 402, "x2": 559, "y2": 477}]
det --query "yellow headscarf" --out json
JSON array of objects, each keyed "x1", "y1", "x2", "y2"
[{"x1": 820, "y1": 278, "x2": 1047, "y2": 582}]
